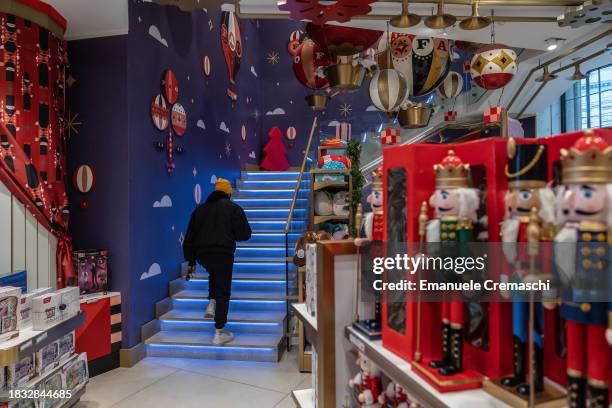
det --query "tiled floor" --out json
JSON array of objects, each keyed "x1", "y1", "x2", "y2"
[{"x1": 77, "y1": 351, "x2": 310, "y2": 408}]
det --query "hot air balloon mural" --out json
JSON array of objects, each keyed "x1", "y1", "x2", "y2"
[
  {"x1": 287, "y1": 30, "x2": 304, "y2": 56},
  {"x1": 369, "y1": 69, "x2": 408, "y2": 112},
  {"x1": 291, "y1": 34, "x2": 332, "y2": 109},
  {"x1": 220, "y1": 10, "x2": 242, "y2": 101},
  {"x1": 390, "y1": 34, "x2": 451, "y2": 97},
  {"x1": 470, "y1": 44, "x2": 518, "y2": 90}
]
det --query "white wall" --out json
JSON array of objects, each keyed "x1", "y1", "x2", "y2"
[
  {"x1": 0, "y1": 180, "x2": 57, "y2": 289},
  {"x1": 536, "y1": 98, "x2": 562, "y2": 137}
]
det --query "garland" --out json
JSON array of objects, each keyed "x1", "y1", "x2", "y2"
[{"x1": 347, "y1": 140, "x2": 365, "y2": 237}]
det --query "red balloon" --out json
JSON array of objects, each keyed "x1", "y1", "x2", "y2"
[{"x1": 292, "y1": 39, "x2": 331, "y2": 90}]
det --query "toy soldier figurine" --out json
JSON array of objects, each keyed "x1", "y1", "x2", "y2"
[
  {"x1": 500, "y1": 140, "x2": 555, "y2": 395},
  {"x1": 349, "y1": 352, "x2": 383, "y2": 408},
  {"x1": 354, "y1": 167, "x2": 384, "y2": 337},
  {"x1": 426, "y1": 150, "x2": 479, "y2": 375},
  {"x1": 553, "y1": 131, "x2": 612, "y2": 408}
]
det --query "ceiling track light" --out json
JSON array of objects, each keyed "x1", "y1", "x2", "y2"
[
  {"x1": 390, "y1": 0, "x2": 422, "y2": 28},
  {"x1": 545, "y1": 37, "x2": 565, "y2": 51},
  {"x1": 569, "y1": 64, "x2": 587, "y2": 80},
  {"x1": 459, "y1": 0, "x2": 491, "y2": 30},
  {"x1": 424, "y1": 0, "x2": 457, "y2": 30},
  {"x1": 535, "y1": 65, "x2": 558, "y2": 83}
]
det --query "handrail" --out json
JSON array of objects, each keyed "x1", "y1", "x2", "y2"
[
  {"x1": 285, "y1": 116, "x2": 318, "y2": 234},
  {"x1": 507, "y1": 28, "x2": 612, "y2": 112}
]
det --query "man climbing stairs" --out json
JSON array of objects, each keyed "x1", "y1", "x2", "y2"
[{"x1": 145, "y1": 171, "x2": 309, "y2": 362}]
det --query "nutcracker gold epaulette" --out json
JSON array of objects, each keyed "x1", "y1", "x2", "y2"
[{"x1": 561, "y1": 129, "x2": 612, "y2": 184}]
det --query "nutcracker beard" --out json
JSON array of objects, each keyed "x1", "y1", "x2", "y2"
[
  {"x1": 426, "y1": 187, "x2": 479, "y2": 376},
  {"x1": 554, "y1": 183, "x2": 612, "y2": 408}
]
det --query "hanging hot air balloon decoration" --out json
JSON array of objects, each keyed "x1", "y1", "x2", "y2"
[
  {"x1": 287, "y1": 30, "x2": 304, "y2": 56},
  {"x1": 368, "y1": 69, "x2": 408, "y2": 113},
  {"x1": 470, "y1": 43, "x2": 518, "y2": 90},
  {"x1": 290, "y1": 33, "x2": 333, "y2": 110},
  {"x1": 436, "y1": 71, "x2": 463, "y2": 121},
  {"x1": 390, "y1": 34, "x2": 451, "y2": 97},
  {"x1": 220, "y1": 10, "x2": 242, "y2": 101},
  {"x1": 306, "y1": 24, "x2": 381, "y2": 92}
]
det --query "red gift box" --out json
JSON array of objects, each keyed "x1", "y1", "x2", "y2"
[
  {"x1": 444, "y1": 111, "x2": 457, "y2": 122},
  {"x1": 381, "y1": 128, "x2": 400, "y2": 145},
  {"x1": 335, "y1": 122, "x2": 351, "y2": 141},
  {"x1": 483, "y1": 106, "x2": 505, "y2": 124}
]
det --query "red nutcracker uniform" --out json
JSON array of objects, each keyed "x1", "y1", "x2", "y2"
[
  {"x1": 426, "y1": 151, "x2": 480, "y2": 376},
  {"x1": 349, "y1": 352, "x2": 383, "y2": 408},
  {"x1": 553, "y1": 132, "x2": 612, "y2": 408}
]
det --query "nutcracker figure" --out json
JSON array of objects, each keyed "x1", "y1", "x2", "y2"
[
  {"x1": 553, "y1": 131, "x2": 612, "y2": 408},
  {"x1": 425, "y1": 150, "x2": 480, "y2": 375},
  {"x1": 354, "y1": 167, "x2": 384, "y2": 338},
  {"x1": 349, "y1": 352, "x2": 383, "y2": 408},
  {"x1": 500, "y1": 141, "x2": 555, "y2": 396},
  {"x1": 378, "y1": 380, "x2": 413, "y2": 408}
]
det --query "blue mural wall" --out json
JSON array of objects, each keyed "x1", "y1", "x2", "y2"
[{"x1": 67, "y1": 35, "x2": 132, "y2": 338}]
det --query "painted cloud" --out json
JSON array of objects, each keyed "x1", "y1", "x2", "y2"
[
  {"x1": 148, "y1": 25, "x2": 168, "y2": 47},
  {"x1": 153, "y1": 195, "x2": 173, "y2": 208},
  {"x1": 219, "y1": 122, "x2": 230, "y2": 133},
  {"x1": 266, "y1": 107, "x2": 285, "y2": 116},
  {"x1": 197, "y1": 119, "x2": 206, "y2": 130},
  {"x1": 141, "y1": 263, "x2": 162, "y2": 280}
]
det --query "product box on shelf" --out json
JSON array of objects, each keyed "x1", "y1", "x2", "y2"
[
  {"x1": 18, "y1": 288, "x2": 53, "y2": 330},
  {"x1": 58, "y1": 331, "x2": 75, "y2": 362},
  {"x1": 56, "y1": 287, "x2": 80, "y2": 320},
  {"x1": 6, "y1": 354, "x2": 36, "y2": 388},
  {"x1": 0, "y1": 286, "x2": 22, "y2": 342},
  {"x1": 73, "y1": 249, "x2": 109, "y2": 295},
  {"x1": 31, "y1": 293, "x2": 62, "y2": 331},
  {"x1": 305, "y1": 243, "x2": 317, "y2": 317},
  {"x1": 35, "y1": 341, "x2": 60, "y2": 376},
  {"x1": 62, "y1": 353, "x2": 88, "y2": 391},
  {"x1": 37, "y1": 370, "x2": 64, "y2": 408}
]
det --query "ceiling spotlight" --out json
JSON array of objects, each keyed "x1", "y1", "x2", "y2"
[
  {"x1": 459, "y1": 0, "x2": 491, "y2": 30},
  {"x1": 425, "y1": 0, "x2": 457, "y2": 30},
  {"x1": 535, "y1": 65, "x2": 558, "y2": 83},
  {"x1": 545, "y1": 37, "x2": 565, "y2": 51},
  {"x1": 569, "y1": 64, "x2": 587, "y2": 81},
  {"x1": 390, "y1": 0, "x2": 421, "y2": 28}
]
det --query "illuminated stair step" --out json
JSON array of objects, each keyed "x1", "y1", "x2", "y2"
[
  {"x1": 234, "y1": 189, "x2": 308, "y2": 199},
  {"x1": 182, "y1": 278, "x2": 286, "y2": 292},
  {"x1": 159, "y1": 310, "x2": 285, "y2": 334},
  {"x1": 235, "y1": 247, "x2": 294, "y2": 258},
  {"x1": 249, "y1": 220, "x2": 305, "y2": 232},
  {"x1": 233, "y1": 199, "x2": 308, "y2": 209},
  {"x1": 181, "y1": 261, "x2": 296, "y2": 274},
  {"x1": 241, "y1": 171, "x2": 304, "y2": 180},
  {"x1": 145, "y1": 332, "x2": 282, "y2": 362},
  {"x1": 244, "y1": 208, "x2": 307, "y2": 219},
  {"x1": 236, "y1": 180, "x2": 309, "y2": 189}
]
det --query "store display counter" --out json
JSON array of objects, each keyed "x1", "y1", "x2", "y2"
[
  {"x1": 292, "y1": 303, "x2": 317, "y2": 341},
  {"x1": 291, "y1": 388, "x2": 315, "y2": 408},
  {"x1": 345, "y1": 326, "x2": 510, "y2": 408},
  {"x1": 0, "y1": 312, "x2": 84, "y2": 366}
]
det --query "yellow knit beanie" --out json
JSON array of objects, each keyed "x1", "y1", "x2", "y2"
[{"x1": 215, "y1": 178, "x2": 233, "y2": 196}]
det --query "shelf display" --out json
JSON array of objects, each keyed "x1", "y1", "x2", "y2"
[{"x1": 18, "y1": 288, "x2": 53, "y2": 330}]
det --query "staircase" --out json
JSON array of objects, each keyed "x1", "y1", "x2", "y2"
[{"x1": 145, "y1": 171, "x2": 309, "y2": 362}]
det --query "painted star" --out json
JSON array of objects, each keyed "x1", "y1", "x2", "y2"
[
  {"x1": 339, "y1": 103, "x2": 352, "y2": 117},
  {"x1": 66, "y1": 74, "x2": 76, "y2": 88},
  {"x1": 192, "y1": 167, "x2": 198, "y2": 177},
  {"x1": 178, "y1": 233, "x2": 185, "y2": 245},
  {"x1": 253, "y1": 109, "x2": 261, "y2": 120},
  {"x1": 208, "y1": 18, "x2": 214, "y2": 31},
  {"x1": 64, "y1": 111, "x2": 82, "y2": 139},
  {"x1": 225, "y1": 141, "x2": 232, "y2": 158},
  {"x1": 266, "y1": 51, "x2": 279, "y2": 65}
]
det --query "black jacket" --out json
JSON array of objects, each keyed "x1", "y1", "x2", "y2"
[{"x1": 183, "y1": 190, "x2": 252, "y2": 264}]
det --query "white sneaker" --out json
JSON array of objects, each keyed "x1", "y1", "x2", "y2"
[
  {"x1": 213, "y1": 330, "x2": 234, "y2": 345},
  {"x1": 204, "y1": 299, "x2": 216, "y2": 318}
]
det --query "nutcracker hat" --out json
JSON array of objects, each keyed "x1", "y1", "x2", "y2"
[
  {"x1": 434, "y1": 150, "x2": 469, "y2": 189},
  {"x1": 505, "y1": 139, "x2": 548, "y2": 189},
  {"x1": 371, "y1": 167, "x2": 383, "y2": 190},
  {"x1": 560, "y1": 129, "x2": 612, "y2": 185}
]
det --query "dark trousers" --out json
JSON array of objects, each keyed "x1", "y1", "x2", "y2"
[{"x1": 199, "y1": 253, "x2": 234, "y2": 330}]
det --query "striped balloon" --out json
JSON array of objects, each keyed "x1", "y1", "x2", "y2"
[
  {"x1": 285, "y1": 126, "x2": 297, "y2": 140},
  {"x1": 194, "y1": 183, "x2": 202, "y2": 205},
  {"x1": 203, "y1": 56, "x2": 211, "y2": 76},
  {"x1": 437, "y1": 71, "x2": 463, "y2": 99},
  {"x1": 73, "y1": 165, "x2": 95, "y2": 193},
  {"x1": 368, "y1": 69, "x2": 408, "y2": 112},
  {"x1": 241, "y1": 125, "x2": 247, "y2": 141}
]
